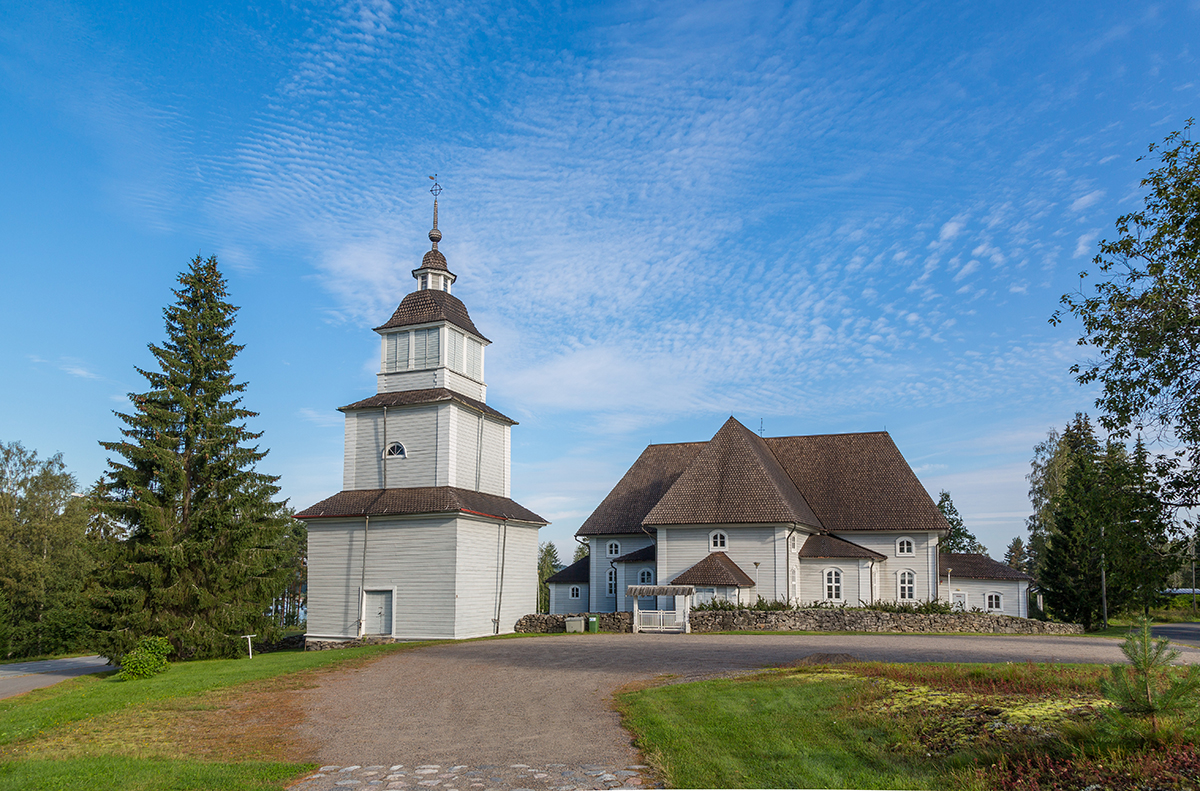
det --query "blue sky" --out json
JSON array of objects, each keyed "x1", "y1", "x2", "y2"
[{"x1": 2, "y1": 1, "x2": 1198, "y2": 558}]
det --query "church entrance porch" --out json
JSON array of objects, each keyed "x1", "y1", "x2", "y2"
[{"x1": 626, "y1": 584, "x2": 694, "y2": 633}]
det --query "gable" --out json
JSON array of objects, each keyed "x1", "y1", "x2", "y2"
[
  {"x1": 576, "y1": 442, "x2": 705, "y2": 536},
  {"x1": 766, "y1": 432, "x2": 949, "y2": 533},
  {"x1": 643, "y1": 417, "x2": 822, "y2": 528}
]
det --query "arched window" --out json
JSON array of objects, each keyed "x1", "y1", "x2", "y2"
[
  {"x1": 569, "y1": 585, "x2": 580, "y2": 599},
  {"x1": 639, "y1": 568, "x2": 654, "y2": 585},
  {"x1": 896, "y1": 537, "x2": 914, "y2": 556},
  {"x1": 384, "y1": 442, "x2": 406, "y2": 459},
  {"x1": 709, "y1": 531, "x2": 728, "y2": 551},
  {"x1": 898, "y1": 570, "x2": 915, "y2": 600},
  {"x1": 606, "y1": 568, "x2": 616, "y2": 596},
  {"x1": 606, "y1": 541, "x2": 621, "y2": 557},
  {"x1": 986, "y1": 592, "x2": 1003, "y2": 612},
  {"x1": 824, "y1": 568, "x2": 842, "y2": 600}
]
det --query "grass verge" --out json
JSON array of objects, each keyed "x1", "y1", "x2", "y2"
[{"x1": 0, "y1": 757, "x2": 303, "y2": 791}]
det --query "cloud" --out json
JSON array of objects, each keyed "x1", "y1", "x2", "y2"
[
  {"x1": 1069, "y1": 189, "x2": 1105, "y2": 212},
  {"x1": 953, "y1": 260, "x2": 979, "y2": 282},
  {"x1": 1074, "y1": 230, "x2": 1101, "y2": 258},
  {"x1": 939, "y1": 219, "x2": 965, "y2": 241}
]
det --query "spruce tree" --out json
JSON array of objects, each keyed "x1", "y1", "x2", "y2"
[
  {"x1": 937, "y1": 490, "x2": 986, "y2": 554},
  {"x1": 93, "y1": 255, "x2": 294, "y2": 660}
]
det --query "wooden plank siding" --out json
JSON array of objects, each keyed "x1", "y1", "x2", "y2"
[
  {"x1": 453, "y1": 518, "x2": 539, "y2": 638},
  {"x1": 346, "y1": 406, "x2": 442, "y2": 490},
  {"x1": 659, "y1": 525, "x2": 787, "y2": 606}
]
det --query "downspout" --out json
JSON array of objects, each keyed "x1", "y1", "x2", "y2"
[
  {"x1": 493, "y1": 519, "x2": 508, "y2": 634},
  {"x1": 476, "y1": 413, "x2": 484, "y2": 491},
  {"x1": 358, "y1": 515, "x2": 370, "y2": 637},
  {"x1": 382, "y1": 406, "x2": 388, "y2": 489},
  {"x1": 868, "y1": 560, "x2": 875, "y2": 605}
]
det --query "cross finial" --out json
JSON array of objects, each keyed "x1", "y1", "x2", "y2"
[
  {"x1": 429, "y1": 174, "x2": 442, "y2": 199},
  {"x1": 428, "y1": 175, "x2": 442, "y2": 247}
]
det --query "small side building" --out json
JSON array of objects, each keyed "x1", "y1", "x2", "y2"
[
  {"x1": 938, "y1": 553, "x2": 1033, "y2": 617},
  {"x1": 546, "y1": 556, "x2": 590, "y2": 614}
]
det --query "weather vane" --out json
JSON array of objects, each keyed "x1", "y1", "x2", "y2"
[{"x1": 429, "y1": 174, "x2": 442, "y2": 198}]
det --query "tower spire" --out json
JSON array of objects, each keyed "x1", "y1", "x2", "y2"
[{"x1": 429, "y1": 175, "x2": 442, "y2": 250}]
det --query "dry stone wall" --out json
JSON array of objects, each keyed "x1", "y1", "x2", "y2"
[
  {"x1": 305, "y1": 636, "x2": 400, "y2": 651},
  {"x1": 514, "y1": 612, "x2": 634, "y2": 633},
  {"x1": 689, "y1": 609, "x2": 1083, "y2": 634}
]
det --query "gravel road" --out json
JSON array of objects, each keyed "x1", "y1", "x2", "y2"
[{"x1": 297, "y1": 631, "x2": 1200, "y2": 771}]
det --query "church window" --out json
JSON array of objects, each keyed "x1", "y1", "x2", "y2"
[
  {"x1": 385, "y1": 332, "x2": 410, "y2": 372},
  {"x1": 986, "y1": 593, "x2": 1003, "y2": 612},
  {"x1": 420, "y1": 274, "x2": 429, "y2": 290},
  {"x1": 709, "y1": 531, "x2": 727, "y2": 551},
  {"x1": 898, "y1": 570, "x2": 915, "y2": 600},
  {"x1": 569, "y1": 585, "x2": 580, "y2": 599},
  {"x1": 824, "y1": 568, "x2": 842, "y2": 600},
  {"x1": 606, "y1": 541, "x2": 620, "y2": 557},
  {"x1": 442, "y1": 277, "x2": 449, "y2": 291},
  {"x1": 896, "y1": 537, "x2": 914, "y2": 556},
  {"x1": 448, "y1": 330, "x2": 465, "y2": 373},
  {"x1": 638, "y1": 568, "x2": 653, "y2": 585},
  {"x1": 606, "y1": 568, "x2": 616, "y2": 596},
  {"x1": 384, "y1": 442, "x2": 406, "y2": 459},
  {"x1": 467, "y1": 338, "x2": 482, "y2": 380}
]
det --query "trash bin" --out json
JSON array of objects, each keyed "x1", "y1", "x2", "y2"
[
  {"x1": 587, "y1": 615, "x2": 599, "y2": 633},
  {"x1": 565, "y1": 616, "x2": 585, "y2": 633}
]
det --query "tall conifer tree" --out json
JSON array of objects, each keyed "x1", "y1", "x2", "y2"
[{"x1": 93, "y1": 255, "x2": 295, "y2": 660}]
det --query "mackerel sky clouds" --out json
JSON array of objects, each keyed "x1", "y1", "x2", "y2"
[{"x1": 2, "y1": 1, "x2": 1198, "y2": 555}]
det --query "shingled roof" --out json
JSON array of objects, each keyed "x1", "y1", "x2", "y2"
[
  {"x1": 939, "y1": 553, "x2": 1033, "y2": 581},
  {"x1": 798, "y1": 533, "x2": 886, "y2": 561},
  {"x1": 577, "y1": 418, "x2": 950, "y2": 537},
  {"x1": 546, "y1": 555, "x2": 589, "y2": 585},
  {"x1": 643, "y1": 417, "x2": 822, "y2": 528},
  {"x1": 614, "y1": 545, "x2": 655, "y2": 563},
  {"x1": 765, "y1": 432, "x2": 949, "y2": 533},
  {"x1": 670, "y1": 552, "x2": 756, "y2": 587},
  {"x1": 374, "y1": 290, "x2": 489, "y2": 341},
  {"x1": 339, "y1": 388, "x2": 516, "y2": 425},
  {"x1": 576, "y1": 442, "x2": 705, "y2": 536},
  {"x1": 295, "y1": 486, "x2": 546, "y2": 524}
]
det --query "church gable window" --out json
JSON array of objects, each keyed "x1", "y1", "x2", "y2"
[
  {"x1": 569, "y1": 585, "x2": 581, "y2": 599},
  {"x1": 896, "y1": 537, "x2": 915, "y2": 556},
  {"x1": 384, "y1": 442, "x2": 407, "y2": 459},
  {"x1": 606, "y1": 541, "x2": 620, "y2": 557},
  {"x1": 638, "y1": 568, "x2": 654, "y2": 585},
  {"x1": 709, "y1": 531, "x2": 728, "y2": 551}
]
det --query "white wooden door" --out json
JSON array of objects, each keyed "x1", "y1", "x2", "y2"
[
  {"x1": 364, "y1": 590, "x2": 393, "y2": 635},
  {"x1": 952, "y1": 592, "x2": 968, "y2": 611}
]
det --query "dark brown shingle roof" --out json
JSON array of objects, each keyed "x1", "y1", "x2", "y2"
[
  {"x1": 614, "y1": 545, "x2": 655, "y2": 563},
  {"x1": 643, "y1": 417, "x2": 822, "y2": 528},
  {"x1": 576, "y1": 442, "x2": 705, "y2": 536},
  {"x1": 296, "y1": 486, "x2": 546, "y2": 524},
  {"x1": 939, "y1": 553, "x2": 1033, "y2": 581},
  {"x1": 339, "y1": 388, "x2": 516, "y2": 425},
  {"x1": 765, "y1": 432, "x2": 950, "y2": 533},
  {"x1": 670, "y1": 552, "x2": 756, "y2": 587},
  {"x1": 418, "y1": 248, "x2": 449, "y2": 272},
  {"x1": 798, "y1": 533, "x2": 886, "y2": 561},
  {"x1": 546, "y1": 555, "x2": 589, "y2": 585},
  {"x1": 375, "y1": 290, "x2": 488, "y2": 341}
]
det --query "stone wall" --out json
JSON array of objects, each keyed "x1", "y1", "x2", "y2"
[
  {"x1": 689, "y1": 608, "x2": 1083, "y2": 634},
  {"x1": 513, "y1": 612, "x2": 634, "y2": 634},
  {"x1": 305, "y1": 635, "x2": 400, "y2": 651}
]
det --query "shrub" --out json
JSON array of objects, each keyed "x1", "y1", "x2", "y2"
[
  {"x1": 1100, "y1": 618, "x2": 1200, "y2": 743},
  {"x1": 860, "y1": 599, "x2": 955, "y2": 615},
  {"x1": 117, "y1": 636, "x2": 172, "y2": 680}
]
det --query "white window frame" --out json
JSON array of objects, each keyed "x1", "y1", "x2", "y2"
[
  {"x1": 897, "y1": 569, "x2": 915, "y2": 600},
  {"x1": 606, "y1": 568, "x2": 616, "y2": 597},
  {"x1": 986, "y1": 592, "x2": 1003, "y2": 612},
  {"x1": 709, "y1": 530, "x2": 728, "y2": 552},
  {"x1": 638, "y1": 568, "x2": 654, "y2": 585},
  {"x1": 383, "y1": 442, "x2": 407, "y2": 459},
  {"x1": 606, "y1": 541, "x2": 621, "y2": 558},
  {"x1": 895, "y1": 536, "x2": 915, "y2": 556},
  {"x1": 569, "y1": 585, "x2": 580, "y2": 600},
  {"x1": 823, "y1": 567, "x2": 843, "y2": 601}
]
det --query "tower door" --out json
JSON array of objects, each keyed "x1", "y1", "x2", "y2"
[{"x1": 364, "y1": 590, "x2": 393, "y2": 635}]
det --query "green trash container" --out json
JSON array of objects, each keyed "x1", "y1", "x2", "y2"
[{"x1": 587, "y1": 615, "x2": 599, "y2": 633}]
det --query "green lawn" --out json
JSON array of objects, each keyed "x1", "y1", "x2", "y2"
[
  {"x1": 0, "y1": 642, "x2": 434, "y2": 790},
  {"x1": 617, "y1": 672, "x2": 944, "y2": 789}
]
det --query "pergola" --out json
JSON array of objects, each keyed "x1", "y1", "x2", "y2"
[{"x1": 626, "y1": 585, "x2": 695, "y2": 633}]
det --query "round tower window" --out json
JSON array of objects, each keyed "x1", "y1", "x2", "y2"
[{"x1": 384, "y1": 442, "x2": 407, "y2": 459}]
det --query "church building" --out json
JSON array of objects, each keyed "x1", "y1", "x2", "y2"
[
  {"x1": 549, "y1": 417, "x2": 1032, "y2": 618},
  {"x1": 297, "y1": 185, "x2": 547, "y2": 641}
]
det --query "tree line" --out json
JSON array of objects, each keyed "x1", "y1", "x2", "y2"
[{"x1": 1, "y1": 255, "x2": 306, "y2": 661}]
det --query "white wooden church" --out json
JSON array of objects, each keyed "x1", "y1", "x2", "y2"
[{"x1": 297, "y1": 188, "x2": 547, "y2": 641}]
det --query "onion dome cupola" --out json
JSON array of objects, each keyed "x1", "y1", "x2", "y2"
[{"x1": 411, "y1": 179, "x2": 456, "y2": 293}]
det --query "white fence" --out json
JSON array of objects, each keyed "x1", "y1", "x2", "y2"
[{"x1": 634, "y1": 609, "x2": 687, "y2": 633}]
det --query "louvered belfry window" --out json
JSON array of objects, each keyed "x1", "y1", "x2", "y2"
[{"x1": 412, "y1": 328, "x2": 440, "y2": 369}]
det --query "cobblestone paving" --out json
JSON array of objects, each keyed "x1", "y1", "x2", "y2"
[{"x1": 289, "y1": 763, "x2": 661, "y2": 791}]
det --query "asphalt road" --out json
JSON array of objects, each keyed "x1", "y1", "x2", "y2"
[
  {"x1": 1152, "y1": 622, "x2": 1200, "y2": 647},
  {"x1": 0, "y1": 655, "x2": 112, "y2": 700},
  {"x1": 298, "y1": 631, "x2": 1200, "y2": 770}
]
